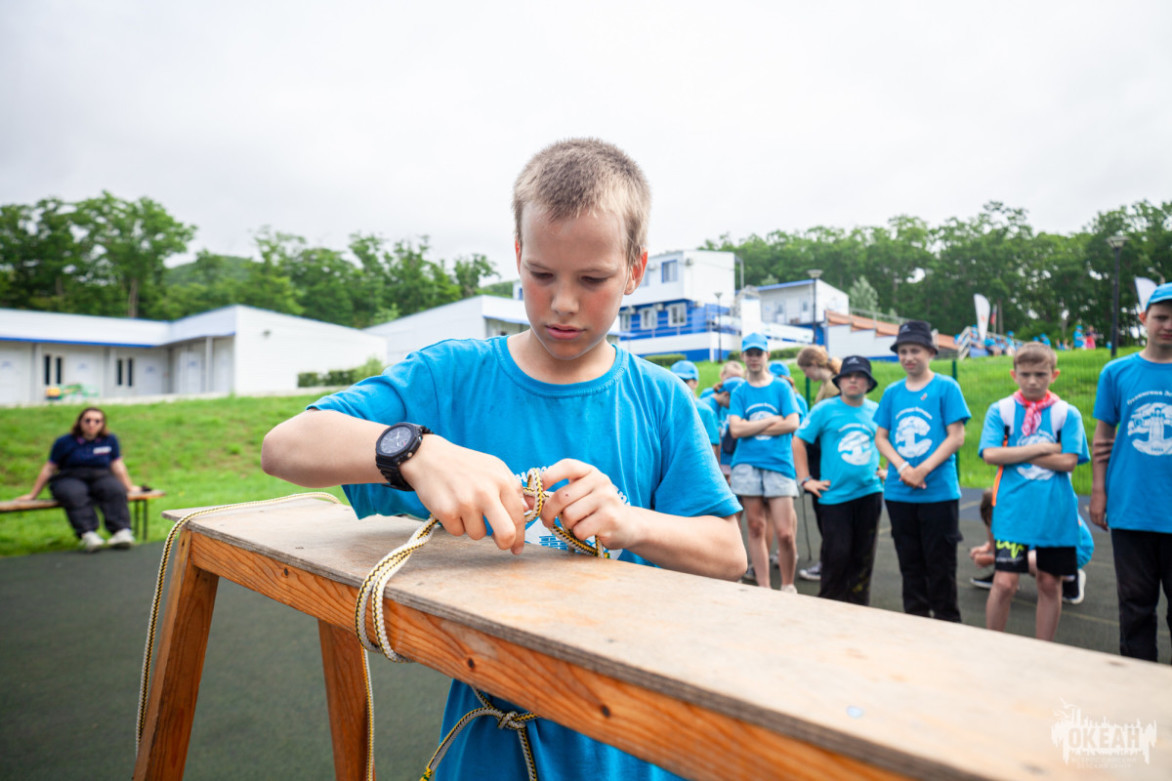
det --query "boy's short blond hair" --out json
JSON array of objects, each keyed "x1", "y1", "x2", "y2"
[
  {"x1": 1013, "y1": 342, "x2": 1057, "y2": 371},
  {"x1": 719, "y1": 360, "x2": 745, "y2": 379},
  {"x1": 513, "y1": 138, "x2": 651, "y2": 268}
]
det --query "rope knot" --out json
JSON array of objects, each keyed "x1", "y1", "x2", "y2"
[{"x1": 495, "y1": 710, "x2": 528, "y2": 732}]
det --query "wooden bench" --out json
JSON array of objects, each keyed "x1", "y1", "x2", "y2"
[
  {"x1": 136, "y1": 498, "x2": 1172, "y2": 780},
  {"x1": 0, "y1": 489, "x2": 165, "y2": 540}
]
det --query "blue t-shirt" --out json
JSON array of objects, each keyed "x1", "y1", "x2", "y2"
[
  {"x1": 312, "y1": 337, "x2": 740, "y2": 781},
  {"x1": 700, "y1": 396, "x2": 735, "y2": 466},
  {"x1": 694, "y1": 397, "x2": 720, "y2": 447},
  {"x1": 874, "y1": 374, "x2": 971, "y2": 503},
  {"x1": 978, "y1": 397, "x2": 1089, "y2": 547},
  {"x1": 796, "y1": 398, "x2": 882, "y2": 505},
  {"x1": 49, "y1": 433, "x2": 121, "y2": 469},
  {"x1": 728, "y1": 378, "x2": 800, "y2": 476},
  {"x1": 1093, "y1": 354, "x2": 1172, "y2": 533}
]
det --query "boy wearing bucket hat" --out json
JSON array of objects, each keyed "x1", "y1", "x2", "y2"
[
  {"x1": 1091, "y1": 281, "x2": 1172, "y2": 661},
  {"x1": 728, "y1": 332, "x2": 803, "y2": 591},
  {"x1": 794, "y1": 356, "x2": 884, "y2": 604},
  {"x1": 672, "y1": 360, "x2": 721, "y2": 462},
  {"x1": 874, "y1": 320, "x2": 971, "y2": 622}
]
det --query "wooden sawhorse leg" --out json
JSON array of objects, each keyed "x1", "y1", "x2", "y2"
[
  {"x1": 134, "y1": 531, "x2": 220, "y2": 780},
  {"x1": 319, "y1": 621, "x2": 375, "y2": 780}
]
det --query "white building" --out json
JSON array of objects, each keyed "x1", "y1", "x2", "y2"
[
  {"x1": 0, "y1": 306, "x2": 385, "y2": 405},
  {"x1": 366, "y1": 295, "x2": 538, "y2": 365}
]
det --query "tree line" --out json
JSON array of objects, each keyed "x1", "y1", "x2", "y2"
[
  {"x1": 3, "y1": 193, "x2": 1168, "y2": 342},
  {"x1": 0, "y1": 192, "x2": 502, "y2": 328},
  {"x1": 704, "y1": 200, "x2": 1171, "y2": 343}
]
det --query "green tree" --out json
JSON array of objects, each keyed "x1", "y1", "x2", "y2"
[
  {"x1": 0, "y1": 198, "x2": 91, "y2": 313},
  {"x1": 848, "y1": 275, "x2": 880, "y2": 314},
  {"x1": 73, "y1": 192, "x2": 196, "y2": 318}
]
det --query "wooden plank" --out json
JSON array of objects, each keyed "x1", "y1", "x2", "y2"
[
  {"x1": 0, "y1": 489, "x2": 165, "y2": 513},
  {"x1": 163, "y1": 500, "x2": 1172, "y2": 780},
  {"x1": 133, "y1": 529, "x2": 220, "y2": 781}
]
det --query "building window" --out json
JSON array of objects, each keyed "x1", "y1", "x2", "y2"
[
  {"x1": 43, "y1": 355, "x2": 63, "y2": 385},
  {"x1": 661, "y1": 259, "x2": 678, "y2": 284},
  {"x1": 640, "y1": 308, "x2": 657, "y2": 331},
  {"x1": 667, "y1": 303, "x2": 687, "y2": 327},
  {"x1": 117, "y1": 358, "x2": 135, "y2": 387},
  {"x1": 620, "y1": 311, "x2": 632, "y2": 332}
]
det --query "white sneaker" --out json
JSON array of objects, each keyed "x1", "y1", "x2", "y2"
[
  {"x1": 81, "y1": 531, "x2": 105, "y2": 553},
  {"x1": 780, "y1": 583, "x2": 798, "y2": 594},
  {"x1": 108, "y1": 528, "x2": 135, "y2": 550}
]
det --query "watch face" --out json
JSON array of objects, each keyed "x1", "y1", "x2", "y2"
[{"x1": 378, "y1": 425, "x2": 413, "y2": 456}]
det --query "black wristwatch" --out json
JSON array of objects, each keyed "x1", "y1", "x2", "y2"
[{"x1": 375, "y1": 423, "x2": 432, "y2": 491}]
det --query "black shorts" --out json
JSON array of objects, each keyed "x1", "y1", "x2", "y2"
[{"x1": 993, "y1": 539, "x2": 1077, "y2": 577}]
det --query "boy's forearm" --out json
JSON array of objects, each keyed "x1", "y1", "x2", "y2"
[
  {"x1": 262, "y1": 409, "x2": 387, "y2": 487},
  {"x1": 1091, "y1": 421, "x2": 1115, "y2": 496},
  {"x1": 624, "y1": 508, "x2": 746, "y2": 580},
  {"x1": 761, "y1": 413, "x2": 799, "y2": 436},
  {"x1": 981, "y1": 442, "x2": 1059, "y2": 466},
  {"x1": 793, "y1": 438, "x2": 811, "y2": 481},
  {"x1": 917, "y1": 425, "x2": 966, "y2": 474},
  {"x1": 729, "y1": 416, "x2": 770, "y2": 438},
  {"x1": 874, "y1": 429, "x2": 901, "y2": 466},
  {"x1": 1028, "y1": 452, "x2": 1079, "y2": 472}
]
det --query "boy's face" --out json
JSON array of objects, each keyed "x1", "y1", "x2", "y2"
[
  {"x1": 1141, "y1": 302, "x2": 1172, "y2": 351},
  {"x1": 742, "y1": 348, "x2": 766, "y2": 373},
  {"x1": 837, "y1": 372, "x2": 870, "y2": 400},
  {"x1": 896, "y1": 344, "x2": 933, "y2": 378},
  {"x1": 515, "y1": 206, "x2": 645, "y2": 376},
  {"x1": 1010, "y1": 361, "x2": 1058, "y2": 401}
]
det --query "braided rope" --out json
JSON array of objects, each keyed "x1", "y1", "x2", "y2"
[{"x1": 135, "y1": 492, "x2": 343, "y2": 751}]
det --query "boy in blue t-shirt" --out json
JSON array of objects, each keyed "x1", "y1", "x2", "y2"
[
  {"x1": 978, "y1": 342, "x2": 1089, "y2": 641},
  {"x1": 875, "y1": 320, "x2": 971, "y2": 622},
  {"x1": 728, "y1": 333, "x2": 802, "y2": 591},
  {"x1": 1091, "y1": 282, "x2": 1172, "y2": 661},
  {"x1": 794, "y1": 356, "x2": 884, "y2": 605},
  {"x1": 671, "y1": 360, "x2": 720, "y2": 463},
  {"x1": 262, "y1": 139, "x2": 744, "y2": 781}
]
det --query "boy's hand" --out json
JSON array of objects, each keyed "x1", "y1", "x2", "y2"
[
  {"x1": 1088, "y1": 491, "x2": 1109, "y2": 531},
  {"x1": 900, "y1": 464, "x2": 929, "y2": 489},
  {"x1": 803, "y1": 478, "x2": 830, "y2": 498},
  {"x1": 401, "y1": 435, "x2": 528, "y2": 554},
  {"x1": 968, "y1": 541, "x2": 991, "y2": 562},
  {"x1": 537, "y1": 459, "x2": 637, "y2": 551}
]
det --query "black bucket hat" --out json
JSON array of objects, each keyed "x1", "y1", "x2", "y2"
[
  {"x1": 890, "y1": 320, "x2": 937, "y2": 354},
  {"x1": 832, "y1": 355, "x2": 878, "y2": 392}
]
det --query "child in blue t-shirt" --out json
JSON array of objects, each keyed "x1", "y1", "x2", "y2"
[
  {"x1": 1091, "y1": 282, "x2": 1172, "y2": 661},
  {"x1": 794, "y1": 356, "x2": 884, "y2": 605},
  {"x1": 978, "y1": 342, "x2": 1089, "y2": 641},
  {"x1": 728, "y1": 333, "x2": 801, "y2": 591},
  {"x1": 262, "y1": 139, "x2": 745, "y2": 781},
  {"x1": 875, "y1": 320, "x2": 971, "y2": 622},
  {"x1": 671, "y1": 360, "x2": 720, "y2": 463}
]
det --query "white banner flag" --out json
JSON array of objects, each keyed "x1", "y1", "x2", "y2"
[
  {"x1": 1136, "y1": 277, "x2": 1158, "y2": 312},
  {"x1": 974, "y1": 294, "x2": 990, "y2": 343}
]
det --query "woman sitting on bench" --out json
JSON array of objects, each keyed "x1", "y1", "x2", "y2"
[{"x1": 17, "y1": 407, "x2": 141, "y2": 552}]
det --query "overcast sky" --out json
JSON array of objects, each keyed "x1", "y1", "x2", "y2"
[{"x1": 2, "y1": 1, "x2": 1169, "y2": 281}]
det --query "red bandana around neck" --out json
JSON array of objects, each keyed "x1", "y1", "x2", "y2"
[{"x1": 1014, "y1": 390, "x2": 1058, "y2": 437}]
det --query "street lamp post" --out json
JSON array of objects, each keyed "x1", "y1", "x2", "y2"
[
  {"x1": 1107, "y1": 234, "x2": 1128, "y2": 358},
  {"x1": 808, "y1": 269, "x2": 823, "y2": 346},
  {"x1": 715, "y1": 291, "x2": 723, "y2": 361}
]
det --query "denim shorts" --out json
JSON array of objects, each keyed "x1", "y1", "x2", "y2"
[{"x1": 730, "y1": 464, "x2": 799, "y2": 498}]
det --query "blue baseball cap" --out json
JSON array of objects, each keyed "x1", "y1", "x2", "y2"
[
  {"x1": 769, "y1": 361, "x2": 791, "y2": 378},
  {"x1": 1147, "y1": 282, "x2": 1172, "y2": 311},
  {"x1": 741, "y1": 332, "x2": 768, "y2": 353},
  {"x1": 670, "y1": 360, "x2": 699, "y2": 381},
  {"x1": 715, "y1": 376, "x2": 745, "y2": 394}
]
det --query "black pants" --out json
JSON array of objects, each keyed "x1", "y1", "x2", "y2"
[
  {"x1": 1111, "y1": 528, "x2": 1172, "y2": 662},
  {"x1": 818, "y1": 492, "x2": 882, "y2": 605},
  {"x1": 49, "y1": 468, "x2": 130, "y2": 537},
  {"x1": 886, "y1": 499, "x2": 962, "y2": 622}
]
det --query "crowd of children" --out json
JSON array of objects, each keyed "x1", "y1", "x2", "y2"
[{"x1": 259, "y1": 137, "x2": 1171, "y2": 779}]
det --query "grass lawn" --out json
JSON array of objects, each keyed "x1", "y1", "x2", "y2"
[{"x1": 0, "y1": 347, "x2": 1127, "y2": 556}]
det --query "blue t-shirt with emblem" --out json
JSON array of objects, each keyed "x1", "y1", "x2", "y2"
[
  {"x1": 1093, "y1": 354, "x2": 1172, "y2": 533},
  {"x1": 874, "y1": 374, "x2": 971, "y2": 503},
  {"x1": 49, "y1": 434, "x2": 121, "y2": 469},
  {"x1": 796, "y1": 398, "x2": 882, "y2": 505},
  {"x1": 312, "y1": 337, "x2": 740, "y2": 781},
  {"x1": 728, "y1": 378, "x2": 801, "y2": 477},
  {"x1": 978, "y1": 396, "x2": 1089, "y2": 547}
]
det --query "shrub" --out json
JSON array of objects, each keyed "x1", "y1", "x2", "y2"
[{"x1": 643, "y1": 353, "x2": 686, "y2": 368}]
